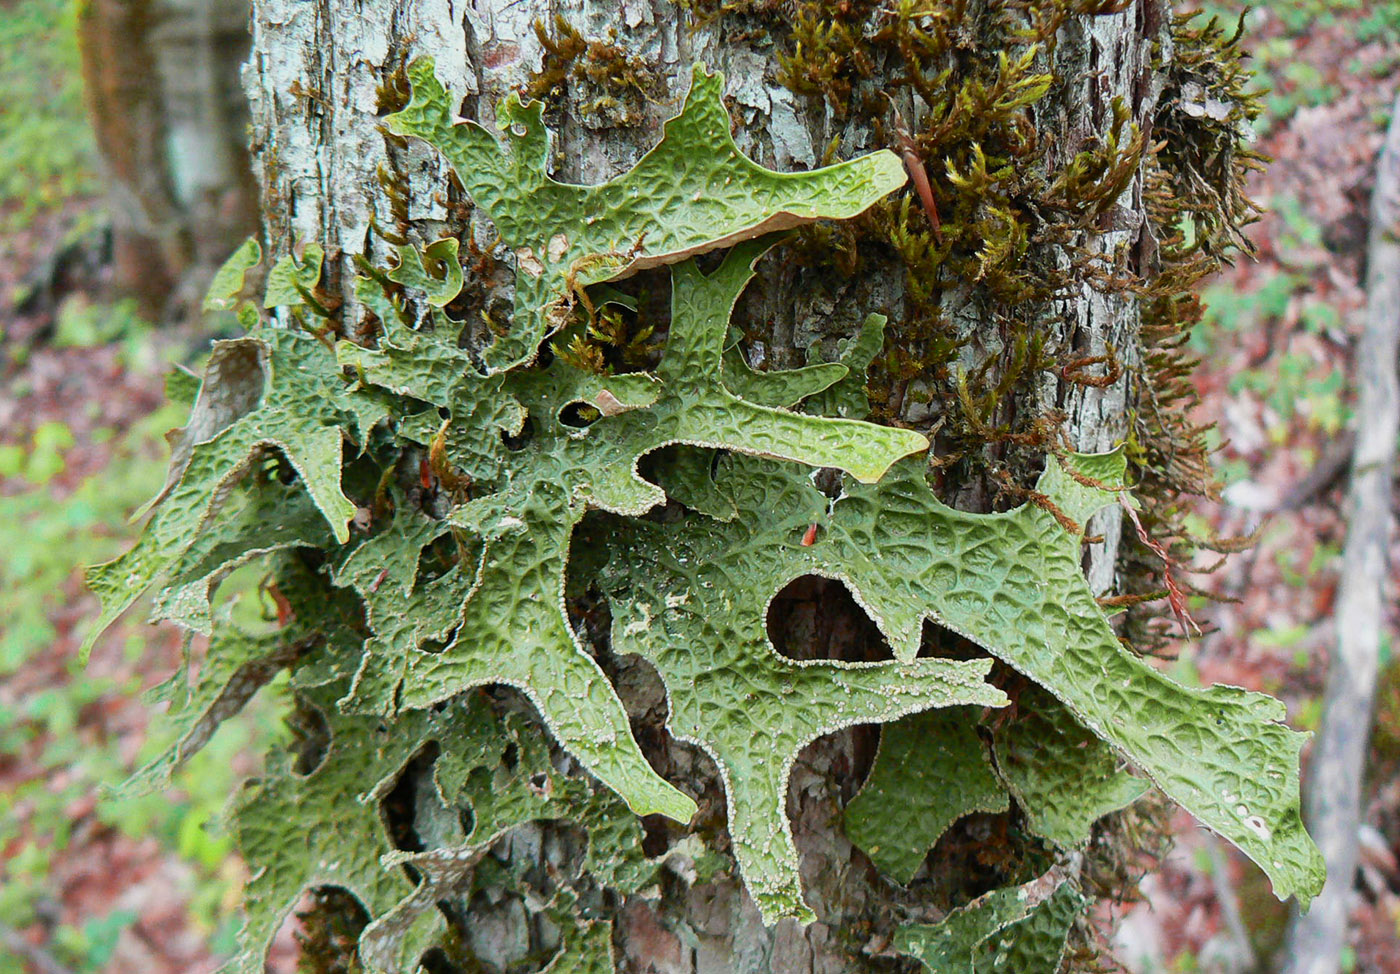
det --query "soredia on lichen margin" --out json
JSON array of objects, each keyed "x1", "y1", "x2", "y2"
[
  {"x1": 385, "y1": 57, "x2": 907, "y2": 371},
  {"x1": 823, "y1": 451, "x2": 1321, "y2": 904}
]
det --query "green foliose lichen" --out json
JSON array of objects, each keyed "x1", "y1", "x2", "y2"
[
  {"x1": 894, "y1": 871, "x2": 1087, "y2": 974},
  {"x1": 88, "y1": 35, "x2": 1316, "y2": 974},
  {"x1": 706, "y1": 0, "x2": 1258, "y2": 651}
]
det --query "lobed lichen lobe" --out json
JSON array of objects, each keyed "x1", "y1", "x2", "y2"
[{"x1": 92, "y1": 4, "x2": 1309, "y2": 972}]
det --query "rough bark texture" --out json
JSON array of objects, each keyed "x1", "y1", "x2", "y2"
[
  {"x1": 78, "y1": 0, "x2": 256, "y2": 318},
  {"x1": 243, "y1": 2, "x2": 1160, "y2": 969},
  {"x1": 1279, "y1": 88, "x2": 1400, "y2": 974}
]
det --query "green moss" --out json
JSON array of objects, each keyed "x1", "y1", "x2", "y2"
[
  {"x1": 703, "y1": 0, "x2": 1261, "y2": 644},
  {"x1": 1115, "y1": 8, "x2": 1266, "y2": 649},
  {"x1": 374, "y1": 50, "x2": 413, "y2": 117},
  {"x1": 741, "y1": 0, "x2": 1149, "y2": 501},
  {"x1": 524, "y1": 15, "x2": 660, "y2": 128}
]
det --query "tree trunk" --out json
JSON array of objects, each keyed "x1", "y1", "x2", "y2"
[
  {"x1": 243, "y1": 1, "x2": 1175, "y2": 969},
  {"x1": 78, "y1": 0, "x2": 257, "y2": 319}
]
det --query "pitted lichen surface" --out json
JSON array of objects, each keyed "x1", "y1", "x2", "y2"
[
  {"x1": 341, "y1": 237, "x2": 929, "y2": 829},
  {"x1": 116, "y1": 621, "x2": 297, "y2": 799},
  {"x1": 843, "y1": 708, "x2": 1009, "y2": 884},
  {"x1": 823, "y1": 453, "x2": 1322, "y2": 902},
  {"x1": 599, "y1": 474, "x2": 1007, "y2": 922},
  {"x1": 226, "y1": 686, "x2": 452, "y2": 974},
  {"x1": 149, "y1": 483, "x2": 332, "y2": 635},
  {"x1": 88, "y1": 55, "x2": 1323, "y2": 974},
  {"x1": 83, "y1": 329, "x2": 370, "y2": 661},
  {"x1": 992, "y1": 685, "x2": 1149, "y2": 848},
  {"x1": 388, "y1": 58, "x2": 907, "y2": 371},
  {"x1": 596, "y1": 445, "x2": 1321, "y2": 917},
  {"x1": 357, "y1": 699, "x2": 654, "y2": 971},
  {"x1": 894, "y1": 873, "x2": 1086, "y2": 974}
]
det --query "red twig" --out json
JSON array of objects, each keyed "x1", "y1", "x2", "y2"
[
  {"x1": 886, "y1": 99, "x2": 944, "y2": 246},
  {"x1": 263, "y1": 580, "x2": 295, "y2": 628},
  {"x1": 1119, "y1": 496, "x2": 1200, "y2": 638}
]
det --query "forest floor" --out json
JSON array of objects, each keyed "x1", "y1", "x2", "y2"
[{"x1": 1, "y1": 2, "x2": 1398, "y2": 973}]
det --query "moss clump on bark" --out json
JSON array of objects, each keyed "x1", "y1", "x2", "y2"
[
  {"x1": 691, "y1": 0, "x2": 1261, "y2": 644},
  {"x1": 1116, "y1": 9, "x2": 1267, "y2": 650},
  {"x1": 525, "y1": 14, "x2": 659, "y2": 129},
  {"x1": 714, "y1": 0, "x2": 1148, "y2": 496}
]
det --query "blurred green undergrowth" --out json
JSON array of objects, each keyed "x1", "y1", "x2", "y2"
[
  {"x1": 1153, "y1": 4, "x2": 1387, "y2": 489},
  {"x1": 0, "y1": 360, "x2": 287, "y2": 970},
  {"x1": 0, "y1": 0, "x2": 98, "y2": 234},
  {"x1": 0, "y1": 3, "x2": 270, "y2": 969},
  {"x1": 1194, "y1": 1, "x2": 1399, "y2": 132}
]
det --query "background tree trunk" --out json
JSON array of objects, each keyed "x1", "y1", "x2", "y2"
[
  {"x1": 1279, "y1": 86, "x2": 1400, "y2": 974},
  {"x1": 78, "y1": 0, "x2": 256, "y2": 319},
  {"x1": 243, "y1": 1, "x2": 1166, "y2": 969}
]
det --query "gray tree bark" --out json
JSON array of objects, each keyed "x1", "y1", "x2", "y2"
[
  {"x1": 1279, "y1": 87, "x2": 1400, "y2": 974},
  {"x1": 242, "y1": 1, "x2": 1159, "y2": 969}
]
